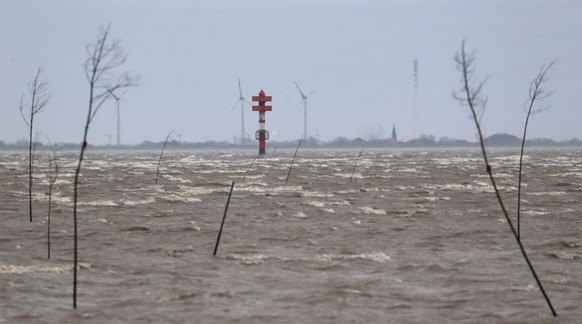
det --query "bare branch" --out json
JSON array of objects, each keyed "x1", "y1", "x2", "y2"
[
  {"x1": 517, "y1": 61, "x2": 555, "y2": 241},
  {"x1": 453, "y1": 40, "x2": 557, "y2": 317},
  {"x1": 19, "y1": 95, "x2": 31, "y2": 127},
  {"x1": 526, "y1": 61, "x2": 555, "y2": 114},
  {"x1": 20, "y1": 66, "x2": 49, "y2": 222},
  {"x1": 72, "y1": 23, "x2": 138, "y2": 309}
]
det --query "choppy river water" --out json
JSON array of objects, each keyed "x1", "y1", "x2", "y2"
[{"x1": 1, "y1": 148, "x2": 581, "y2": 323}]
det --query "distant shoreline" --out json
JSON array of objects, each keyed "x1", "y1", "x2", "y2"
[{"x1": 2, "y1": 133, "x2": 581, "y2": 153}]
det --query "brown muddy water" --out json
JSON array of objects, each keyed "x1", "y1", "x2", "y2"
[{"x1": 1, "y1": 148, "x2": 581, "y2": 323}]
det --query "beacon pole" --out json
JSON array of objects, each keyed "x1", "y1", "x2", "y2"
[{"x1": 251, "y1": 89, "x2": 272, "y2": 155}]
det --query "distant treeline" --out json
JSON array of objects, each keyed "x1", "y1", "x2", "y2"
[{"x1": 1, "y1": 133, "x2": 582, "y2": 151}]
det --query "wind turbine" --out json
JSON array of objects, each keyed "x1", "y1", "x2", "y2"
[
  {"x1": 109, "y1": 90, "x2": 126, "y2": 146},
  {"x1": 230, "y1": 78, "x2": 247, "y2": 144},
  {"x1": 294, "y1": 81, "x2": 316, "y2": 139}
]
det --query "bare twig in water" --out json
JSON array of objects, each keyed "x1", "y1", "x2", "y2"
[
  {"x1": 454, "y1": 40, "x2": 556, "y2": 317},
  {"x1": 350, "y1": 148, "x2": 364, "y2": 183},
  {"x1": 286, "y1": 138, "x2": 303, "y2": 184},
  {"x1": 72, "y1": 24, "x2": 138, "y2": 309},
  {"x1": 47, "y1": 140, "x2": 60, "y2": 259},
  {"x1": 517, "y1": 62, "x2": 555, "y2": 240},
  {"x1": 213, "y1": 181, "x2": 235, "y2": 256},
  {"x1": 19, "y1": 67, "x2": 50, "y2": 222},
  {"x1": 155, "y1": 131, "x2": 173, "y2": 185},
  {"x1": 242, "y1": 154, "x2": 259, "y2": 183}
]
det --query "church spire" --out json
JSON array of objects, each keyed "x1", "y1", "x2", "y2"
[{"x1": 391, "y1": 124, "x2": 397, "y2": 142}]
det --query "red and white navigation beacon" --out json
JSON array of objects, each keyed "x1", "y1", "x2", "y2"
[{"x1": 252, "y1": 89, "x2": 272, "y2": 155}]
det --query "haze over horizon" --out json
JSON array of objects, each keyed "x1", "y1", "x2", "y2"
[{"x1": 2, "y1": 1, "x2": 581, "y2": 146}]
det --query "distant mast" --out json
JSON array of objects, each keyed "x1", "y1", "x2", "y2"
[
  {"x1": 411, "y1": 59, "x2": 420, "y2": 140},
  {"x1": 391, "y1": 124, "x2": 398, "y2": 142}
]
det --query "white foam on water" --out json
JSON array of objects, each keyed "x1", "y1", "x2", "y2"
[
  {"x1": 270, "y1": 185, "x2": 303, "y2": 194},
  {"x1": 229, "y1": 251, "x2": 391, "y2": 265},
  {"x1": 423, "y1": 182, "x2": 494, "y2": 193},
  {"x1": 328, "y1": 200, "x2": 351, "y2": 206},
  {"x1": 359, "y1": 206, "x2": 386, "y2": 215},
  {"x1": 528, "y1": 191, "x2": 566, "y2": 196},
  {"x1": 177, "y1": 185, "x2": 221, "y2": 196},
  {"x1": 159, "y1": 194, "x2": 202, "y2": 203},
  {"x1": 394, "y1": 185, "x2": 416, "y2": 191},
  {"x1": 229, "y1": 254, "x2": 271, "y2": 265},
  {"x1": 562, "y1": 241, "x2": 582, "y2": 248},
  {"x1": 303, "y1": 200, "x2": 325, "y2": 207},
  {"x1": 422, "y1": 196, "x2": 451, "y2": 202},
  {"x1": 237, "y1": 183, "x2": 269, "y2": 193},
  {"x1": 196, "y1": 169, "x2": 239, "y2": 174},
  {"x1": 78, "y1": 200, "x2": 118, "y2": 207},
  {"x1": 0, "y1": 264, "x2": 70, "y2": 274},
  {"x1": 544, "y1": 275, "x2": 570, "y2": 284},
  {"x1": 559, "y1": 172, "x2": 582, "y2": 178},
  {"x1": 332, "y1": 173, "x2": 363, "y2": 179},
  {"x1": 359, "y1": 187, "x2": 380, "y2": 192},
  {"x1": 336, "y1": 189, "x2": 357, "y2": 194},
  {"x1": 120, "y1": 197, "x2": 157, "y2": 206},
  {"x1": 548, "y1": 251, "x2": 578, "y2": 260},
  {"x1": 398, "y1": 168, "x2": 421, "y2": 173},
  {"x1": 303, "y1": 191, "x2": 334, "y2": 198},
  {"x1": 510, "y1": 284, "x2": 537, "y2": 292},
  {"x1": 521, "y1": 208, "x2": 549, "y2": 215},
  {"x1": 163, "y1": 175, "x2": 192, "y2": 183}
]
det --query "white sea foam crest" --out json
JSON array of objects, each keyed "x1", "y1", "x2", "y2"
[
  {"x1": 303, "y1": 191, "x2": 334, "y2": 198},
  {"x1": 159, "y1": 194, "x2": 202, "y2": 203},
  {"x1": 359, "y1": 206, "x2": 386, "y2": 215},
  {"x1": 333, "y1": 173, "x2": 363, "y2": 179},
  {"x1": 0, "y1": 264, "x2": 70, "y2": 274},
  {"x1": 303, "y1": 200, "x2": 325, "y2": 207},
  {"x1": 229, "y1": 251, "x2": 391, "y2": 265},
  {"x1": 77, "y1": 200, "x2": 118, "y2": 207},
  {"x1": 120, "y1": 197, "x2": 157, "y2": 206},
  {"x1": 162, "y1": 175, "x2": 192, "y2": 183},
  {"x1": 237, "y1": 183, "x2": 269, "y2": 193},
  {"x1": 177, "y1": 185, "x2": 220, "y2": 195},
  {"x1": 529, "y1": 191, "x2": 566, "y2": 196}
]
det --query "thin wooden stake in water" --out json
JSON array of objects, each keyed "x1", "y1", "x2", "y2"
[
  {"x1": 47, "y1": 157, "x2": 58, "y2": 259},
  {"x1": 242, "y1": 154, "x2": 259, "y2": 183},
  {"x1": 155, "y1": 131, "x2": 173, "y2": 185},
  {"x1": 213, "y1": 181, "x2": 235, "y2": 256},
  {"x1": 286, "y1": 138, "x2": 302, "y2": 184},
  {"x1": 349, "y1": 149, "x2": 364, "y2": 183}
]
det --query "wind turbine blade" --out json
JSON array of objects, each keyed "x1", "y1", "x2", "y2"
[
  {"x1": 306, "y1": 90, "x2": 316, "y2": 98},
  {"x1": 238, "y1": 78, "x2": 244, "y2": 100},
  {"x1": 229, "y1": 100, "x2": 239, "y2": 113},
  {"x1": 107, "y1": 88, "x2": 120, "y2": 101},
  {"x1": 294, "y1": 81, "x2": 306, "y2": 98}
]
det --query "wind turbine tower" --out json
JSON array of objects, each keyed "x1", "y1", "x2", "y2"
[
  {"x1": 109, "y1": 90, "x2": 126, "y2": 146},
  {"x1": 231, "y1": 78, "x2": 248, "y2": 144},
  {"x1": 411, "y1": 59, "x2": 420, "y2": 140},
  {"x1": 294, "y1": 81, "x2": 316, "y2": 139}
]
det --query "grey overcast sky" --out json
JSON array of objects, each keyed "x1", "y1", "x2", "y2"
[{"x1": 1, "y1": 0, "x2": 581, "y2": 145}]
